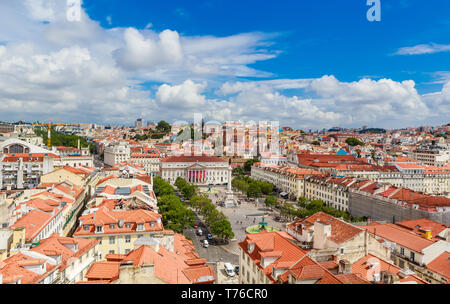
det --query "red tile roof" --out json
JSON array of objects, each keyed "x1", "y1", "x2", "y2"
[
  {"x1": 288, "y1": 212, "x2": 363, "y2": 244},
  {"x1": 426, "y1": 251, "x2": 450, "y2": 283},
  {"x1": 361, "y1": 223, "x2": 435, "y2": 253},
  {"x1": 352, "y1": 254, "x2": 426, "y2": 284},
  {"x1": 161, "y1": 154, "x2": 226, "y2": 163}
]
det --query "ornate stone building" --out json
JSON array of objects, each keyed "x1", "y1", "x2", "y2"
[{"x1": 160, "y1": 154, "x2": 230, "y2": 185}]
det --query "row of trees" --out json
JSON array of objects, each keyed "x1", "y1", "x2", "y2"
[
  {"x1": 157, "y1": 194, "x2": 196, "y2": 233},
  {"x1": 263, "y1": 195, "x2": 366, "y2": 223},
  {"x1": 190, "y1": 195, "x2": 234, "y2": 241},
  {"x1": 345, "y1": 137, "x2": 364, "y2": 147},
  {"x1": 175, "y1": 177, "x2": 198, "y2": 200},
  {"x1": 263, "y1": 195, "x2": 297, "y2": 221},
  {"x1": 174, "y1": 177, "x2": 235, "y2": 241},
  {"x1": 153, "y1": 177, "x2": 175, "y2": 197},
  {"x1": 231, "y1": 176, "x2": 274, "y2": 198},
  {"x1": 152, "y1": 177, "x2": 195, "y2": 233},
  {"x1": 297, "y1": 197, "x2": 366, "y2": 222},
  {"x1": 34, "y1": 127, "x2": 94, "y2": 153}
]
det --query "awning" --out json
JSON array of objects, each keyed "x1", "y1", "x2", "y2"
[{"x1": 280, "y1": 192, "x2": 288, "y2": 196}]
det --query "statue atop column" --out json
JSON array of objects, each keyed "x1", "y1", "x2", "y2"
[{"x1": 223, "y1": 166, "x2": 236, "y2": 208}]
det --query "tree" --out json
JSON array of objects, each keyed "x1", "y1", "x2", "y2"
[
  {"x1": 175, "y1": 177, "x2": 189, "y2": 190},
  {"x1": 306, "y1": 200, "x2": 325, "y2": 211},
  {"x1": 211, "y1": 219, "x2": 234, "y2": 241},
  {"x1": 190, "y1": 195, "x2": 210, "y2": 212},
  {"x1": 345, "y1": 137, "x2": 364, "y2": 147},
  {"x1": 232, "y1": 166, "x2": 244, "y2": 177},
  {"x1": 156, "y1": 120, "x2": 171, "y2": 133},
  {"x1": 153, "y1": 177, "x2": 174, "y2": 197},
  {"x1": 157, "y1": 194, "x2": 195, "y2": 233},
  {"x1": 259, "y1": 181, "x2": 273, "y2": 195},
  {"x1": 297, "y1": 196, "x2": 309, "y2": 208},
  {"x1": 247, "y1": 182, "x2": 262, "y2": 198},
  {"x1": 244, "y1": 158, "x2": 259, "y2": 172},
  {"x1": 205, "y1": 209, "x2": 225, "y2": 226},
  {"x1": 264, "y1": 195, "x2": 277, "y2": 209},
  {"x1": 200, "y1": 202, "x2": 216, "y2": 218},
  {"x1": 280, "y1": 203, "x2": 297, "y2": 221},
  {"x1": 182, "y1": 184, "x2": 198, "y2": 200}
]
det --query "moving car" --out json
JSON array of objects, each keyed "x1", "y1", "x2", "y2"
[
  {"x1": 224, "y1": 263, "x2": 235, "y2": 277},
  {"x1": 202, "y1": 240, "x2": 209, "y2": 248}
]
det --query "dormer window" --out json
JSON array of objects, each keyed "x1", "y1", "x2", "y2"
[
  {"x1": 83, "y1": 225, "x2": 89, "y2": 231},
  {"x1": 247, "y1": 243, "x2": 255, "y2": 253},
  {"x1": 126, "y1": 222, "x2": 131, "y2": 229},
  {"x1": 110, "y1": 224, "x2": 115, "y2": 229},
  {"x1": 137, "y1": 223, "x2": 144, "y2": 231},
  {"x1": 150, "y1": 221, "x2": 155, "y2": 228},
  {"x1": 95, "y1": 225, "x2": 103, "y2": 233}
]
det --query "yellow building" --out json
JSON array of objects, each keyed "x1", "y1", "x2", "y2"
[{"x1": 73, "y1": 203, "x2": 163, "y2": 259}]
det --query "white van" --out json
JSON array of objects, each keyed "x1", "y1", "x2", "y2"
[{"x1": 224, "y1": 263, "x2": 235, "y2": 277}]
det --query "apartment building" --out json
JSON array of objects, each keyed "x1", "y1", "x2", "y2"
[
  {"x1": 81, "y1": 232, "x2": 215, "y2": 284},
  {"x1": 9, "y1": 204, "x2": 64, "y2": 245},
  {"x1": 304, "y1": 175, "x2": 354, "y2": 211},
  {"x1": 93, "y1": 176, "x2": 157, "y2": 211},
  {"x1": 0, "y1": 153, "x2": 57, "y2": 190},
  {"x1": 412, "y1": 148, "x2": 450, "y2": 167},
  {"x1": 348, "y1": 182, "x2": 450, "y2": 225},
  {"x1": 0, "y1": 138, "x2": 96, "y2": 190},
  {"x1": 28, "y1": 235, "x2": 99, "y2": 284},
  {"x1": 286, "y1": 212, "x2": 391, "y2": 263},
  {"x1": 104, "y1": 142, "x2": 131, "y2": 167},
  {"x1": 361, "y1": 222, "x2": 450, "y2": 284},
  {"x1": 129, "y1": 153, "x2": 160, "y2": 175},
  {"x1": 238, "y1": 230, "x2": 371, "y2": 284},
  {"x1": 288, "y1": 151, "x2": 450, "y2": 196},
  {"x1": 251, "y1": 162, "x2": 321, "y2": 199},
  {"x1": 0, "y1": 235, "x2": 99, "y2": 284},
  {"x1": 73, "y1": 200, "x2": 163, "y2": 258}
]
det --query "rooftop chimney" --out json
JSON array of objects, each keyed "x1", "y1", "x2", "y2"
[{"x1": 338, "y1": 259, "x2": 352, "y2": 274}]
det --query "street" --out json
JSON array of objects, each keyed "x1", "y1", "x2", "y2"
[
  {"x1": 183, "y1": 213, "x2": 239, "y2": 281},
  {"x1": 202, "y1": 185, "x2": 288, "y2": 256}
]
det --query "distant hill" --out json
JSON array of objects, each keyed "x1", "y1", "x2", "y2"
[{"x1": 359, "y1": 128, "x2": 386, "y2": 134}]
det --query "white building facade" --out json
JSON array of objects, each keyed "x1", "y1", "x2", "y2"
[{"x1": 160, "y1": 155, "x2": 230, "y2": 185}]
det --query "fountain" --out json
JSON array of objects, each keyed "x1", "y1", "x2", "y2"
[{"x1": 246, "y1": 215, "x2": 279, "y2": 234}]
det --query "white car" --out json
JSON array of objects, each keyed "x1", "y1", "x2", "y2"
[
  {"x1": 202, "y1": 240, "x2": 209, "y2": 248},
  {"x1": 224, "y1": 263, "x2": 235, "y2": 277}
]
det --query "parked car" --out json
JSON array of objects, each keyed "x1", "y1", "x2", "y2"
[
  {"x1": 193, "y1": 223, "x2": 198, "y2": 229},
  {"x1": 234, "y1": 265, "x2": 239, "y2": 275},
  {"x1": 197, "y1": 228, "x2": 203, "y2": 236},
  {"x1": 207, "y1": 234, "x2": 213, "y2": 240},
  {"x1": 202, "y1": 240, "x2": 209, "y2": 248},
  {"x1": 224, "y1": 263, "x2": 235, "y2": 277}
]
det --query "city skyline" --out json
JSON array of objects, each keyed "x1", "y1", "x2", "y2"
[{"x1": 0, "y1": 1, "x2": 449, "y2": 129}]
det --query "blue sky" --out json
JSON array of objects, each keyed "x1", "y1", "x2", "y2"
[
  {"x1": 83, "y1": 0, "x2": 450, "y2": 92},
  {"x1": 0, "y1": 0, "x2": 449, "y2": 129}
]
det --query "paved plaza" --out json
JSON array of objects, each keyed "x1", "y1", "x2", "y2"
[{"x1": 204, "y1": 185, "x2": 288, "y2": 256}]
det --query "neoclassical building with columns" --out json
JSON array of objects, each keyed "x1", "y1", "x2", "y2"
[{"x1": 160, "y1": 154, "x2": 230, "y2": 185}]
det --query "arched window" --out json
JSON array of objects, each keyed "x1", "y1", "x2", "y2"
[{"x1": 8, "y1": 144, "x2": 25, "y2": 154}]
